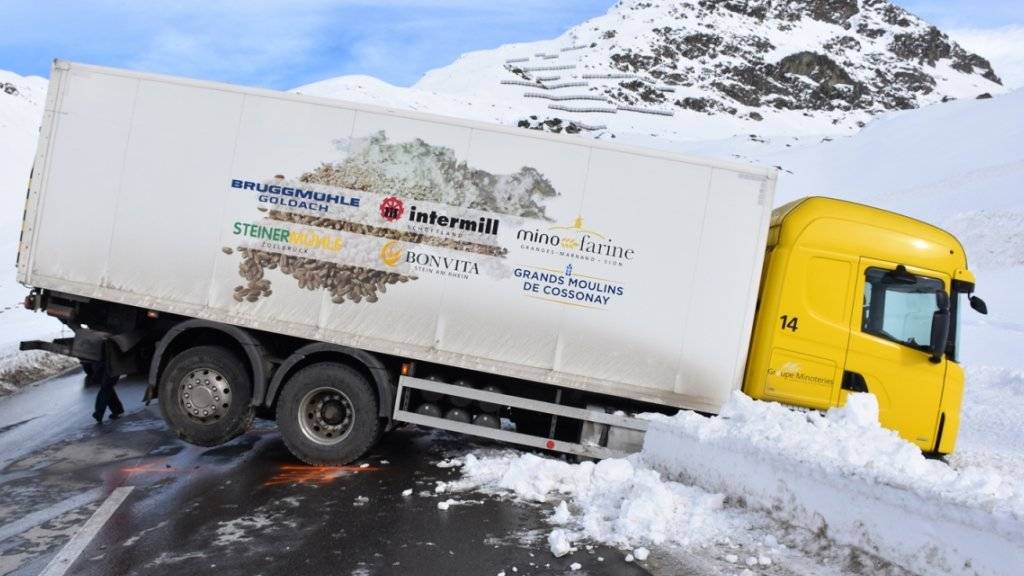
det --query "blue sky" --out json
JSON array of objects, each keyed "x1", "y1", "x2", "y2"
[{"x1": 1, "y1": 1, "x2": 1021, "y2": 90}]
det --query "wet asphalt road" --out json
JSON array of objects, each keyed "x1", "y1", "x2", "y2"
[{"x1": 0, "y1": 371, "x2": 653, "y2": 576}]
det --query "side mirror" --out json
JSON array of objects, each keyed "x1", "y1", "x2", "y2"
[
  {"x1": 970, "y1": 295, "x2": 988, "y2": 315},
  {"x1": 929, "y1": 291, "x2": 951, "y2": 364}
]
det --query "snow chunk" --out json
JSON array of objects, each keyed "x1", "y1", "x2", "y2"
[
  {"x1": 547, "y1": 528, "x2": 574, "y2": 557},
  {"x1": 550, "y1": 501, "x2": 571, "y2": 525},
  {"x1": 825, "y1": 391, "x2": 878, "y2": 428},
  {"x1": 633, "y1": 547, "x2": 649, "y2": 561}
]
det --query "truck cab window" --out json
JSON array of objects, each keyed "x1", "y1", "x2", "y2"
[{"x1": 862, "y1": 268, "x2": 945, "y2": 351}]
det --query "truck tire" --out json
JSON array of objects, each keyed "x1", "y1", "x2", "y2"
[
  {"x1": 276, "y1": 362, "x2": 380, "y2": 466},
  {"x1": 158, "y1": 345, "x2": 254, "y2": 447}
]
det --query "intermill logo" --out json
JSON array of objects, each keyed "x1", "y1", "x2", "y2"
[{"x1": 379, "y1": 196, "x2": 405, "y2": 222}]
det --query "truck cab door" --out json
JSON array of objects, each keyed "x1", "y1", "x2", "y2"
[{"x1": 844, "y1": 259, "x2": 948, "y2": 449}]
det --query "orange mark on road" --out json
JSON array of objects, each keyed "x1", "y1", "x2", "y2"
[
  {"x1": 262, "y1": 464, "x2": 378, "y2": 487},
  {"x1": 119, "y1": 458, "x2": 188, "y2": 478}
]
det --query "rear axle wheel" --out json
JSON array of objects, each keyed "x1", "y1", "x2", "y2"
[{"x1": 277, "y1": 362, "x2": 380, "y2": 465}]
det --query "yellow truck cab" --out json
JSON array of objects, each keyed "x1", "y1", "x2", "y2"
[{"x1": 744, "y1": 197, "x2": 987, "y2": 455}]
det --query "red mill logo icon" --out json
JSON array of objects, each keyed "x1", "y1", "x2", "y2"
[{"x1": 379, "y1": 196, "x2": 405, "y2": 222}]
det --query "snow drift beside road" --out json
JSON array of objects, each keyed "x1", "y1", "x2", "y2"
[
  {"x1": 446, "y1": 393, "x2": 1024, "y2": 575},
  {"x1": 644, "y1": 393, "x2": 1024, "y2": 576},
  {"x1": 649, "y1": 392, "x2": 1024, "y2": 520}
]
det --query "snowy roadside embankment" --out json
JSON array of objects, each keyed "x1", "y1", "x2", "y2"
[
  {"x1": 442, "y1": 393, "x2": 1023, "y2": 574},
  {"x1": 644, "y1": 392, "x2": 1024, "y2": 576},
  {"x1": 0, "y1": 348, "x2": 79, "y2": 398}
]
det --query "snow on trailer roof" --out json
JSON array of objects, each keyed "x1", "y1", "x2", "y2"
[{"x1": 51, "y1": 60, "x2": 775, "y2": 179}]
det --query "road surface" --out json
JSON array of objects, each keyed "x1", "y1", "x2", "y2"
[{"x1": 0, "y1": 370, "x2": 652, "y2": 576}]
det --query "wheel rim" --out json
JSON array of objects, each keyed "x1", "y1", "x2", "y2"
[
  {"x1": 298, "y1": 387, "x2": 355, "y2": 446},
  {"x1": 178, "y1": 368, "x2": 232, "y2": 424}
]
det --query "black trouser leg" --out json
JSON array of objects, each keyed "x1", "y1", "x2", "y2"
[
  {"x1": 94, "y1": 384, "x2": 110, "y2": 420},
  {"x1": 94, "y1": 378, "x2": 123, "y2": 419},
  {"x1": 108, "y1": 385, "x2": 124, "y2": 416}
]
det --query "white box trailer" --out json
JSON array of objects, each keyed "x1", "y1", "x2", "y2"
[{"x1": 18, "y1": 61, "x2": 776, "y2": 462}]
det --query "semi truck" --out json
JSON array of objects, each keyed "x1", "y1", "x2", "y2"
[{"x1": 16, "y1": 61, "x2": 987, "y2": 464}]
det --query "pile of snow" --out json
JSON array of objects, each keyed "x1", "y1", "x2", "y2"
[
  {"x1": 652, "y1": 392, "x2": 1023, "y2": 519},
  {"x1": 444, "y1": 392, "x2": 1024, "y2": 574},
  {"x1": 0, "y1": 349, "x2": 78, "y2": 396},
  {"x1": 644, "y1": 392, "x2": 1024, "y2": 576},
  {"x1": 441, "y1": 450, "x2": 742, "y2": 557}
]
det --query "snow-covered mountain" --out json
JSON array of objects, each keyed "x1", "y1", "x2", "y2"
[{"x1": 301, "y1": 0, "x2": 1003, "y2": 141}]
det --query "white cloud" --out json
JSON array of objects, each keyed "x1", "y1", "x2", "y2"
[{"x1": 949, "y1": 26, "x2": 1024, "y2": 90}]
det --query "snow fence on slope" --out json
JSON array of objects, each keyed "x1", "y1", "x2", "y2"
[{"x1": 643, "y1": 392, "x2": 1024, "y2": 576}]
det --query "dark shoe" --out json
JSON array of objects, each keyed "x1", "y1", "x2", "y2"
[
  {"x1": 109, "y1": 410, "x2": 123, "y2": 420},
  {"x1": 92, "y1": 412, "x2": 103, "y2": 423}
]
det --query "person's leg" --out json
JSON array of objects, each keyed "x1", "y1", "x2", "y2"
[
  {"x1": 108, "y1": 380, "x2": 124, "y2": 418},
  {"x1": 93, "y1": 382, "x2": 110, "y2": 422}
]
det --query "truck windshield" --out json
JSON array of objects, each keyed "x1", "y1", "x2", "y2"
[{"x1": 862, "y1": 268, "x2": 945, "y2": 352}]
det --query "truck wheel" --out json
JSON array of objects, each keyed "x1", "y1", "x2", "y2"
[
  {"x1": 159, "y1": 345, "x2": 254, "y2": 447},
  {"x1": 276, "y1": 363, "x2": 380, "y2": 466}
]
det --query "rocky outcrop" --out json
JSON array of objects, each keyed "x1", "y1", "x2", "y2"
[
  {"x1": 598, "y1": 0, "x2": 1002, "y2": 116},
  {"x1": 405, "y1": 0, "x2": 1005, "y2": 136}
]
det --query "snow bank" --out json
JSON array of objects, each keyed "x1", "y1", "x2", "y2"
[
  {"x1": 442, "y1": 451, "x2": 741, "y2": 556},
  {"x1": 954, "y1": 365, "x2": 1024, "y2": 472},
  {"x1": 644, "y1": 392, "x2": 1024, "y2": 576},
  {"x1": 0, "y1": 349, "x2": 79, "y2": 397}
]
